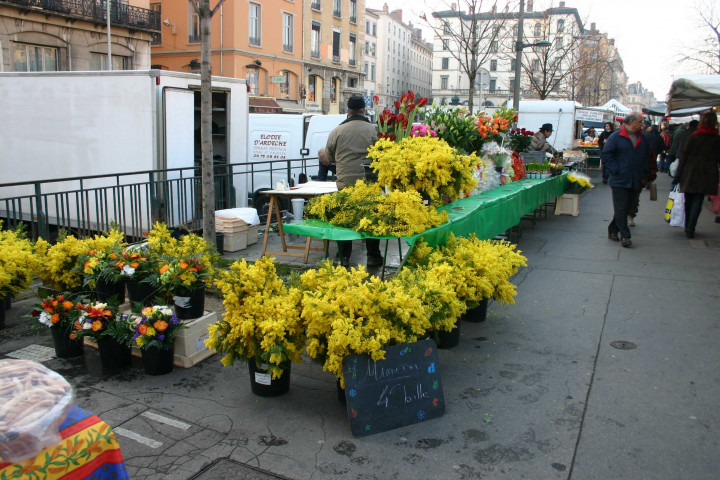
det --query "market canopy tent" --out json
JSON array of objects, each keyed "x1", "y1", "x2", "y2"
[
  {"x1": 666, "y1": 75, "x2": 720, "y2": 112},
  {"x1": 642, "y1": 105, "x2": 708, "y2": 117}
]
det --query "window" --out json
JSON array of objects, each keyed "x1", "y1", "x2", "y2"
[
  {"x1": 279, "y1": 71, "x2": 291, "y2": 99},
  {"x1": 311, "y1": 22, "x2": 321, "y2": 57},
  {"x1": 366, "y1": 20, "x2": 370, "y2": 34},
  {"x1": 333, "y1": 0, "x2": 341, "y2": 17},
  {"x1": 311, "y1": 0, "x2": 320, "y2": 10},
  {"x1": 247, "y1": 67, "x2": 259, "y2": 95},
  {"x1": 249, "y1": 3, "x2": 261, "y2": 46},
  {"x1": 189, "y1": 1, "x2": 200, "y2": 43},
  {"x1": 552, "y1": 78, "x2": 561, "y2": 91},
  {"x1": 557, "y1": 19, "x2": 565, "y2": 33},
  {"x1": 490, "y1": 40, "x2": 498, "y2": 52},
  {"x1": 534, "y1": 23, "x2": 542, "y2": 37},
  {"x1": 489, "y1": 79, "x2": 496, "y2": 92},
  {"x1": 349, "y1": 34, "x2": 357, "y2": 66},
  {"x1": 443, "y1": 21, "x2": 451, "y2": 34},
  {"x1": 90, "y1": 53, "x2": 129, "y2": 70},
  {"x1": 150, "y1": 3, "x2": 161, "y2": 45},
  {"x1": 441, "y1": 57, "x2": 449, "y2": 69},
  {"x1": 350, "y1": 0, "x2": 357, "y2": 23},
  {"x1": 440, "y1": 76, "x2": 448, "y2": 89},
  {"x1": 512, "y1": 25, "x2": 518, "y2": 37},
  {"x1": 332, "y1": 30, "x2": 341, "y2": 62},
  {"x1": 490, "y1": 59, "x2": 497, "y2": 71},
  {"x1": 370, "y1": 63, "x2": 375, "y2": 81},
  {"x1": 307, "y1": 75, "x2": 317, "y2": 101},
  {"x1": 364, "y1": 61, "x2": 368, "y2": 73},
  {"x1": 282, "y1": 13, "x2": 293, "y2": 52},
  {"x1": 555, "y1": 36, "x2": 563, "y2": 48},
  {"x1": 372, "y1": 23, "x2": 376, "y2": 36},
  {"x1": 442, "y1": 39, "x2": 449, "y2": 50},
  {"x1": 532, "y1": 59, "x2": 540, "y2": 71},
  {"x1": 13, "y1": 44, "x2": 57, "y2": 71},
  {"x1": 348, "y1": 77, "x2": 357, "y2": 88}
]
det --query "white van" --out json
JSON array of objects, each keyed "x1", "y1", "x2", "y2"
[{"x1": 245, "y1": 113, "x2": 345, "y2": 213}]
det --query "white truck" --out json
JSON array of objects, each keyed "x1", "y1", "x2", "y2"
[
  {"x1": 0, "y1": 70, "x2": 346, "y2": 233},
  {"x1": 515, "y1": 100, "x2": 614, "y2": 151}
]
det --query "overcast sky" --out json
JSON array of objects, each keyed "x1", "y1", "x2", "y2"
[{"x1": 366, "y1": 0, "x2": 709, "y2": 103}]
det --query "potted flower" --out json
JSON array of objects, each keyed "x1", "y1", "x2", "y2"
[
  {"x1": 506, "y1": 128, "x2": 535, "y2": 153},
  {"x1": 120, "y1": 245, "x2": 159, "y2": 307},
  {"x1": 32, "y1": 294, "x2": 83, "y2": 358},
  {"x1": 73, "y1": 301, "x2": 133, "y2": 370},
  {"x1": 565, "y1": 174, "x2": 594, "y2": 194},
  {"x1": 154, "y1": 256, "x2": 210, "y2": 319},
  {"x1": 0, "y1": 224, "x2": 40, "y2": 327},
  {"x1": 77, "y1": 244, "x2": 128, "y2": 303},
  {"x1": 366, "y1": 135, "x2": 480, "y2": 206},
  {"x1": 132, "y1": 305, "x2": 183, "y2": 375},
  {"x1": 206, "y1": 256, "x2": 304, "y2": 397},
  {"x1": 299, "y1": 260, "x2": 430, "y2": 389}
]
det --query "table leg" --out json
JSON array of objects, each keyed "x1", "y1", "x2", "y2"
[
  {"x1": 261, "y1": 196, "x2": 276, "y2": 257},
  {"x1": 274, "y1": 196, "x2": 288, "y2": 252}
]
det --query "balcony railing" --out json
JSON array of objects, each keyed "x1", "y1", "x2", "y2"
[
  {"x1": 249, "y1": 37, "x2": 261, "y2": 47},
  {"x1": 4, "y1": 0, "x2": 160, "y2": 32},
  {"x1": 332, "y1": 9, "x2": 341, "y2": 17},
  {"x1": 188, "y1": 34, "x2": 201, "y2": 44},
  {"x1": 332, "y1": 54, "x2": 341, "y2": 63},
  {"x1": 310, "y1": 0, "x2": 320, "y2": 10},
  {"x1": 311, "y1": 49, "x2": 320, "y2": 58},
  {"x1": 350, "y1": 15, "x2": 357, "y2": 23}
]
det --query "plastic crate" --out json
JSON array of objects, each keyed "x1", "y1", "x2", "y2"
[
  {"x1": 554, "y1": 194, "x2": 580, "y2": 216},
  {"x1": 223, "y1": 231, "x2": 248, "y2": 252}
]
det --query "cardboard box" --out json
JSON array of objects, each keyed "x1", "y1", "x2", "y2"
[{"x1": 83, "y1": 311, "x2": 217, "y2": 368}]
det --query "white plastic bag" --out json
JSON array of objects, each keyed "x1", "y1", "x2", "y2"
[
  {"x1": 669, "y1": 159, "x2": 679, "y2": 177},
  {"x1": 665, "y1": 185, "x2": 685, "y2": 228}
]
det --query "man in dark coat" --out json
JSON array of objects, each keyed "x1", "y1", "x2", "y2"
[
  {"x1": 601, "y1": 112, "x2": 653, "y2": 247},
  {"x1": 667, "y1": 120, "x2": 699, "y2": 176}
]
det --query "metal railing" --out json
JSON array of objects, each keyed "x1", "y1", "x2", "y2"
[
  {"x1": 0, "y1": 157, "x2": 320, "y2": 242},
  {"x1": 2, "y1": 0, "x2": 160, "y2": 31}
]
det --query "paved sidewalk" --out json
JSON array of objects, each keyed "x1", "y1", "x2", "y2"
[{"x1": 1, "y1": 170, "x2": 719, "y2": 479}]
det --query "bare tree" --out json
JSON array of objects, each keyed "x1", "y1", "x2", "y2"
[
  {"x1": 423, "y1": 0, "x2": 515, "y2": 112},
  {"x1": 190, "y1": 0, "x2": 225, "y2": 245},
  {"x1": 518, "y1": 9, "x2": 585, "y2": 100},
  {"x1": 677, "y1": 0, "x2": 720, "y2": 74}
]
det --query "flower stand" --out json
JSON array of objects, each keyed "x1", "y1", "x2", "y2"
[
  {"x1": 248, "y1": 360, "x2": 291, "y2": 397},
  {"x1": 173, "y1": 285, "x2": 205, "y2": 320},
  {"x1": 462, "y1": 298, "x2": 489, "y2": 323},
  {"x1": 97, "y1": 336, "x2": 131, "y2": 370},
  {"x1": 141, "y1": 345, "x2": 175, "y2": 375},
  {"x1": 51, "y1": 325, "x2": 84, "y2": 358},
  {"x1": 554, "y1": 194, "x2": 580, "y2": 216},
  {"x1": 95, "y1": 279, "x2": 126, "y2": 304}
]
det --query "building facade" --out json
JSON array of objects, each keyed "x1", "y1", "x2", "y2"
[
  {"x1": 0, "y1": 0, "x2": 158, "y2": 72},
  {"x1": 624, "y1": 81, "x2": 659, "y2": 112},
  {"x1": 431, "y1": 2, "x2": 594, "y2": 109},
  {"x1": 302, "y1": 0, "x2": 365, "y2": 114},
  {"x1": 368, "y1": 5, "x2": 432, "y2": 111},
  {"x1": 149, "y1": 0, "x2": 305, "y2": 111},
  {"x1": 575, "y1": 23, "x2": 627, "y2": 107},
  {"x1": 361, "y1": 8, "x2": 378, "y2": 110}
]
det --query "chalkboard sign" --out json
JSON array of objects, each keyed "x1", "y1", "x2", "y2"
[{"x1": 341, "y1": 339, "x2": 445, "y2": 437}]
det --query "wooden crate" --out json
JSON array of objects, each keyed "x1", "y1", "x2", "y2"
[{"x1": 554, "y1": 194, "x2": 580, "y2": 216}]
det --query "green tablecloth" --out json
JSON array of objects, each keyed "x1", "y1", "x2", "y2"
[{"x1": 283, "y1": 174, "x2": 567, "y2": 250}]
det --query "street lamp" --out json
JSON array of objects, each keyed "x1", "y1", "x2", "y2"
[{"x1": 512, "y1": 0, "x2": 552, "y2": 110}]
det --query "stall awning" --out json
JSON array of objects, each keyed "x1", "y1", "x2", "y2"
[
  {"x1": 249, "y1": 97, "x2": 282, "y2": 113},
  {"x1": 665, "y1": 75, "x2": 720, "y2": 112},
  {"x1": 275, "y1": 99, "x2": 308, "y2": 114}
]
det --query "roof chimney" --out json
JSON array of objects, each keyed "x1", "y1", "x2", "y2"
[
  {"x1": 609, "y1": 38, "x2": 615, "y2": 46},
  {"x1": 451, "y1": 3, "x2": 456, "y2": 10},
  {"x1": 591, "y1": 22, "x2": 596, "y2": 32},
  {"x1": 559, "y1": 1, "x2": 565, "y2": 7},
  {"x1": 527, "y1": 1, "x2": 533, "y2": 12},
  {"x1": 393, "y1": 9, "x2": 402, "y2": 22},
  {"x1": 383, "y1": 3, "x2": 388, "y2": 12}
]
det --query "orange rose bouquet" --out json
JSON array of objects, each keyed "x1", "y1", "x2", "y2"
[
  {"x1": 33, "y1": 295, "x2": 78, "y2": 329},
  {"x1": 131, "y1": 305, "x2": 183, "y2": 350},
  {"x1": 73, "y1": 302, "x2": 118, "y2": 339}
]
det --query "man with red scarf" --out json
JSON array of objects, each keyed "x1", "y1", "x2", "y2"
[
  {"x1": 674, "y1": 111, "x2": 720, "y2": 238},
  {"x1": 601, "y1": 112, "x2": 653, "y2": 247}
]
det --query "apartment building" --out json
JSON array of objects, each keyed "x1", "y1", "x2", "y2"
[
  {"x1": 303, "y1": 0, "x2": 365, "y2": 114},
  {"x1": 149, "y1": 0, "x2": 304, "y2": 111},
  {"x1": 368, "y1": 5, "x2": 432, "y2": 110},
  {"x1": 624, "y1": 81, "x2": 659, "y2": 112},
  {"x1": 361, "y1": 8, "x2": 378, "y2": 108},
  {"x1": 431, "y1": 2, "x2": 590, "y2": 108},
  {"x1": 575, "y1": 22, "x2": 628, "y2": 107},
  {"x1": 0, "y1": 0, "x2": 158, "y2": 72}
]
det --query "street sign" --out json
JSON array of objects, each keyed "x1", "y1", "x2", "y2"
[{"x1": 271, "y1": 76, "x2": 285, "y2": 84}]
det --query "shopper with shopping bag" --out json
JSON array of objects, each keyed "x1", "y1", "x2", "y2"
[
  {"x1": 665, "y1": 185, "x2": 685, "y2": 228},
  {"x1": 674, "y1": 111, "x2": 720, "y2": 238}
]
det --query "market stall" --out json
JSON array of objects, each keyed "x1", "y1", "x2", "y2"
[{"x1": 283, "y1": 174, "x2": 567, "y2": 260}]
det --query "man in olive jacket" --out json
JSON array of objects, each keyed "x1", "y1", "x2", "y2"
[
  {"x1": 325, "y1": 96, "x2": 381, "y2": 267},
  {"x1": 601, "y1": 112, "x2": 653, "y2": 247}
]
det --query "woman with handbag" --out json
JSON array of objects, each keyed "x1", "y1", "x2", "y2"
[{"x1": 674, "y1": 111, "x2": 720, "y2": 238}]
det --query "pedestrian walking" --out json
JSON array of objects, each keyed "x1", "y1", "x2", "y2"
[
  {"x1": 673, "y1": 111, "x2": 720, "y2": 238},
  {"x1": 601, "y1": 112, "x2": 653, "y2": 247},
  {"x1": 598, "y1": 122, "x2": 614, "y2": 184},
  {"x1": 325, "y1": 96, "x2": 382, "y2": 267}
]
